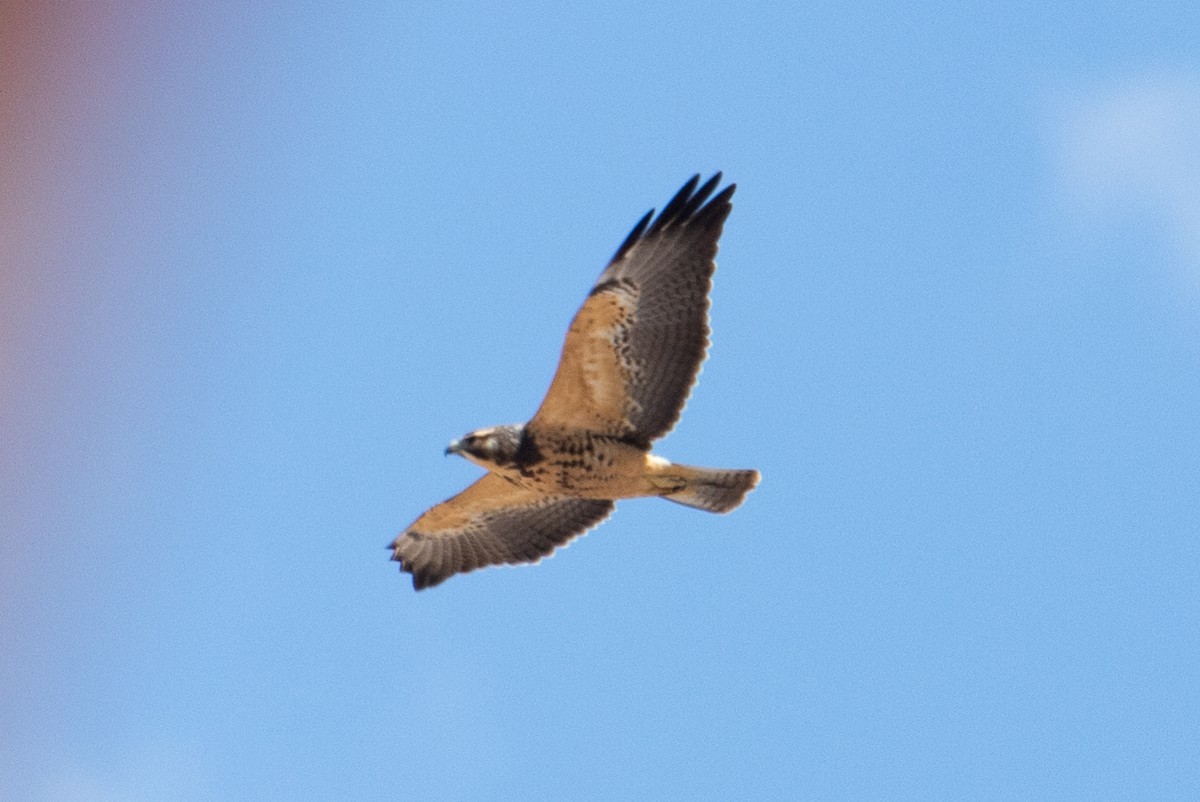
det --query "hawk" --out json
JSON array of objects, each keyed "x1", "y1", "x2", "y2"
[{"x1": 390, "y1": 174, "x2": 760, "y2": 589}]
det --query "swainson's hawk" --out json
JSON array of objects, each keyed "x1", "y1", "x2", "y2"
[{"x1": 391, "y1": 174, "x2": 759, "y2": 589}]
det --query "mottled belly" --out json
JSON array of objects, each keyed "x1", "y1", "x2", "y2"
[{"x1": 503, "y1": 431, "x2": 653, "y2": 499}]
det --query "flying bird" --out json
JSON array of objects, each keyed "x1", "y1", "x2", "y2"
[{"x1": 390, "y1": 174, "x2": 760, "y2": 589}]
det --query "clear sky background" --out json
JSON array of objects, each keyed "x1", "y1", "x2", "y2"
[{"x1": 4, "y1": 2, "x2": 1199, "y2": 799}]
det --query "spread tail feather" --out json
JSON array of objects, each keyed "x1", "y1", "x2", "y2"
[{"x1": 655, "y1": 463, "x2": 761, "y2": 513}]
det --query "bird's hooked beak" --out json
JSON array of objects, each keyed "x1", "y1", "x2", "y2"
[{"x1": 444, "y1": 439, "x2": 462, "y2": 456}]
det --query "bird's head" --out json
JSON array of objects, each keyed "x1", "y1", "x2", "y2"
[{"x1": 445, "y1": 424, "x2": 524, "y2": 469}]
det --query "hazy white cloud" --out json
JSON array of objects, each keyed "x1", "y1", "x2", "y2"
[{"x1": 1052, "y1": 74, "x2": 1200, "y2": 268}]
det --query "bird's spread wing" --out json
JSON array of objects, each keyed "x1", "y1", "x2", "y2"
[
  {"x1": 530, "y1": 174, "x2": 735, "y2": 446},
  {"x1": 390, "y1": 473, "x2": 615, "y2": 590}
]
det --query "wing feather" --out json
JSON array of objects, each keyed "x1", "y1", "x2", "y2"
[
  {"x1": 458, "y1": 531, "x2": 482, "y2": 572},
  {"x1": 530, "y1": 174, "x2": 735, "y2": 444},
  {"x1": 390, "y1": 473, "x2": 615, "y2": 590}
]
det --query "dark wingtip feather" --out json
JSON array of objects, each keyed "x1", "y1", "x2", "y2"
[
  {"x1": 675, "y1": 172, "x2": 723, "y2": 222},
  {"x1": 394, "y1": 546, "x2": 448, "y2": 591},
  {"x1": 413, "y1": 569, "x2": 448, "y2": 591},
  {"x1": 650, "y1": 174, "x2": 702, "y2": 233},
  {"x1": 389, "y1": 538, "x2": 434, "y2": 590},
  {"x1": 407, "y1": 563, "x2": 428, "y2": 590},
  {"x1": 609, "y1": 173, "x2": 732, "y2": 264},
  {"x1": 699, "y1": 181, "x2": 736, "y2": 227},
  {"x1": 611, "y1": 208, "x2": 654, "y2": 263}
]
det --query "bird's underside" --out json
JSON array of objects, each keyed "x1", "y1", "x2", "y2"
[{"x1": 390, "y1": 174, "x2": 760, "y2": 590}]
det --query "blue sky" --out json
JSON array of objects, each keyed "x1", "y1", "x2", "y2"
[{"x1": 4, "y1": 2, "x2": 1200, "y2": 799}]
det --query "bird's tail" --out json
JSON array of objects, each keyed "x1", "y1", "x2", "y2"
[{"x1": 653, "y1": 463, "x2": 761, "y2": 513}]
